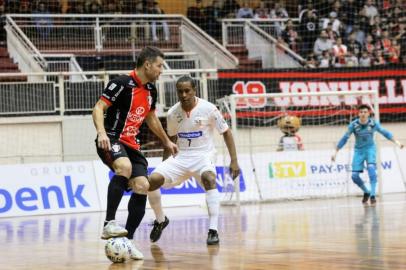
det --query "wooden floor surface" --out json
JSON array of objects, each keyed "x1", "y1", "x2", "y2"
[{"x1": 1, "y1": 193, "x2": 406, "y2": 270}]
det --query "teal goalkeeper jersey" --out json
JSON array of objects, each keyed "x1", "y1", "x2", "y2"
[{"x1": 337, "y1": 118, "x2": 393, "y2": 150}]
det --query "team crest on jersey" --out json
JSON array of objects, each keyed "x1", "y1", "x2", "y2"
[
  {"x1": 111, "y1": 144, "x2": 121, "y2": 153},
  {"x1": 135, "y1": 107, "x2": 145, "y2": 115},
  {"x1": 194, "y1": 116, "x2": 209, "y2": 126}
]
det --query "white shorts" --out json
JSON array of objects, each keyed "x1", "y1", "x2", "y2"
[{"x1": 152, "y1": 152, "x2": 216, "y2": 188}]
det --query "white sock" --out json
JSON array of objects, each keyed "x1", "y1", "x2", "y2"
[
  {"x1": 148, "y1": 189, "x2": 166, "y2": 223},
  {"x1": 205, "y1": 189, "x2": 220, "y2": 231}
]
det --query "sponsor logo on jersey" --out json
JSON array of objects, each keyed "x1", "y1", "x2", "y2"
[
  {"x1": 108, "y1": 83, "x2": 117, "y2": 90},
  {"x1": 135, "y1": 107, "x2": 145, "y2": 115},
  {"x1": 178, "y1": 131, "x2": 203, "y2": 139}
]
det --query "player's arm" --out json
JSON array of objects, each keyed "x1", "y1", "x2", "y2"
[
  {"x1": 145, "y1": 111, "x2": 178, "y2": 155},
  {"x1": 92, "y1": 99, "x2": 111, "y2": 150},
  {"x1": 162, "y1": 136, "x2": 177, "y2": 161},
  {"x1": 375, "y1": 122, "x2": 404, "y2": 149},
  {"x1": 332, "y1": 124, "x2": 354, "y2": 161},
  {"x1": 222, "y1": 128, "x2": 241, "y2": 180}
]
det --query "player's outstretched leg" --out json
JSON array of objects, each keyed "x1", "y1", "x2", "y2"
[{"x1": 148, "y1": 189, "x2": 169, "y2": 242}]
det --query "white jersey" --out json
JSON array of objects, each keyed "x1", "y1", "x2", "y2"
[{"x1": 167, "y1": 97, "x2": 229, "y2": 156}]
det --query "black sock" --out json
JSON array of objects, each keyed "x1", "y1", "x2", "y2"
[
  {"x1": 105, "y1": 175, "x2": 129, "y2": 225},
  {"x1": 125, "y1": 193, "x2": 147, "y2": 239}
]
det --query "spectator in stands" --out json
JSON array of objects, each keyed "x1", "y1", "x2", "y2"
[
  {"x1": 254, "y1": 0, "x2": 269, "y2": 19},
  {"x1": 19, "y1": 0, "x2": 31, "y2": 13},
  {"x1": 319, "y1": 49, "x2": 332, "y2": 68},
  {"x1": 325, "y1": 22, "x2": 338, "y2": 42},
  {"x1": 300, "y1": 9, "x2": 319, "y2": 55},
  {"x1": 346, "y1": 31, "x2": 363, "y2": 58},
  {"x1": 146, "y1": 0, "x2": 170, "y2": 42},
  {"x1": 236, "y1": 1, "x2": 254, "y2": 19},
  {"x1": 359, "y1": 50, "x2": 372, "y2": 67},
  {"x1": 345, "y1": 49, "x2": 359, "y2": 67},
  {"x1": 387, "y1": 38, "x2": 400, "y2": 63},
  {"x1": 332, "y1": 37, "x2": 347, "y2": 67},
  {"x1": 361, "y1": 0, "x2": 379, "y2": 23},
  {"x1": 314, "y1": 30, "x2": 333, "y2": 58},
  {"x1": 364, "y1": 33, "x2": 375, "y2": 55},
  {"x1": 222, "y1": 0, "x2": 240, "y2": 18},
  {"x1": 299, "y1": 2, "x2": 317, "y2": 23},
  {"x1": 205, "y1": 0, "x2": 222, "y2": 40},
  {"x1": 87, "y1": 0, "x2": 102, "y2": 14},
  {"x1": 187, "y1": 0, "x2": 205, "y2": 29},
  {"x1": 269, "y1": 1, "x2": 289, "y2": 37},
  {"x1": 304, "y1": 53, "x2": 318, "y2": 68},
  {"x1": 282, "y1": 19, "x2": 300, "y2": 53},
  {"x1": 322, "y1": 12, "x2": 341, "y2": 37},
  {"x1": 373, "y1": 49, "x2": 386, "y2": 65},
  {"x1": 342, "y1": 0, "x2": 360, "y2": 37},
  {"x1": 32, "y1": 1, "x2": 53, "y2": 39}
]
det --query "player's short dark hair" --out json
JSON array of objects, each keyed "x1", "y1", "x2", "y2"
[
  {"x1": 176, "y1": 75, "x2": 196, "y2": 89},
  {"x1": 136, "y1": 46, "x2": 164, "y2": 68},
  {"x1": 358, "y1": 104, "x2": 371, "y2": 111}
]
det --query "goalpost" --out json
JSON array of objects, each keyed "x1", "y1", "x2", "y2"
[{"x1": 218, "y1": 90, "x2": 383, "y2": 205}]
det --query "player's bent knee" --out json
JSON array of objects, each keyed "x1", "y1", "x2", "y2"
[
  {"x1": 201, "y1": 171, "x2": 216, "y2": 190},
  {"x1": 351, "y1": 172, "x2": 362, "y2": 184},
  {"x1": 112, "y1": 159, "x2": 132, "y2": 178},
  {"x1": 148, "y1": 173, "x2": 165, "y2": 191},
  {"x1": 129, "y1": 177, "x2": 150, "y2": 194}
]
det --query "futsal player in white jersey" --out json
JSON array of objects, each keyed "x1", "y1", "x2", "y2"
[{"x1": 147, "y1": 75, "x2": 241, "y2": 245}]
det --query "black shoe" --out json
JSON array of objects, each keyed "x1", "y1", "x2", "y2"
[
  {"x1": 362, "y1": 193, "x2": 370, "y2": 204},
  {"x1": 370, "y1": 196, "x2": 376, "y2": 206},
  {"x1": 207, "y1": 229, "x2": 220, "y2": 245},
  {"x1": 150, "y1": 216, "x2": 169, "y2": 243}
]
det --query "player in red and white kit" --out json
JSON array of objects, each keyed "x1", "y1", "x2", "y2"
[
  {"x1": 147, "y1": 75, "x2": 241, "y2": 245},
  {"x1": 92, "y1": 46, "x2": 177, "y2": 259}
]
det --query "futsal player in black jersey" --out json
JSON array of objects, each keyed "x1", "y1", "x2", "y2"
[{"x1": 92, "y1": 46, "x2": 178, "y2": 259}]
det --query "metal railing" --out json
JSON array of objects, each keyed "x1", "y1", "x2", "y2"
[
  {"x1": 5, "y1": 14, "x2": 238, "y2": 71},
  {"x1": 0, "y1": 69, "x2": 218, "y2": 116},
  {"x1": 222, "y1": 18, "x2": 303, "y2": 68}
]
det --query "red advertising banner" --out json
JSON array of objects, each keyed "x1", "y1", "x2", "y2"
[{"x1": 218, "y1": 67, "x2": 406, "y2": 122}]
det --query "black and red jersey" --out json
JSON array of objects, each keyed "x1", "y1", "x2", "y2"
[{"x1": 100, "y1": 70, "x2": 157, "y2": 150}]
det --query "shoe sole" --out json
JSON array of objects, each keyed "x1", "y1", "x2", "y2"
[
  {"x1": 207, "y1": 240, "x2": 220, "y2": 245},
  {"x1": 100, "y1": 231, "x2": 128, "y2": 240},
  {"x1": 150, "y1": 220, "x2": 169, "y2": 243}
]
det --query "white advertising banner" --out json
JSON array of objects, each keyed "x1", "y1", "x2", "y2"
[
  {"x1": 0, "y1": 162, "x2": 100, "y2": 218},
  {"x1": 1, "y1": 147, "x2": 404, "y2": 218},
  {"x1": 237, "y1": 146, "x2": 405, "y2": 201}
]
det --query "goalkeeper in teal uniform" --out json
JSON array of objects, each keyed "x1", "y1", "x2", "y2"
[{"x1": 332, "y1": 105, "x2": 404, "y2": 205}]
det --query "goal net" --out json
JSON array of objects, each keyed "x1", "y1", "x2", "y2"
[{"x1": 217, "y1": 90, "x2": 385, "y2": 204}]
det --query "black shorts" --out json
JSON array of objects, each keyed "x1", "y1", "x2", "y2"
[{"x1": 95, "y1": 137, "x2": 148, "y2": 178}]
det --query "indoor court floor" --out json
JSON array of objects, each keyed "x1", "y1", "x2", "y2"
[{"x1": 1, "y1": 193, "x2": 406, "y2": 270}]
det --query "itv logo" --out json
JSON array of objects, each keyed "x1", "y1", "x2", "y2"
[{"x1": 269, "y1": 161, "x2": 307, "y2": 179}]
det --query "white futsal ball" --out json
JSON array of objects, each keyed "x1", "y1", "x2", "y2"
[{"x1": 105, "y1": 237, "x2": 131, "y2": 263}]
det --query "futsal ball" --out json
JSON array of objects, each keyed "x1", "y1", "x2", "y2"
[{"x1": 105, "y1": 237, "x2": 131, "y2": 263}]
